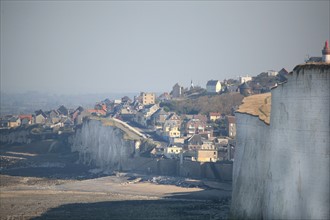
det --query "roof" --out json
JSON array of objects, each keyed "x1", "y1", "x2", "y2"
[
  {"x1": 166, "y1": 113, "x2": 180, "y2": 121},
  {"x1": 206, "y1": 80, "x2": 220, "y2": 86},
  {"x1": 209, "y1": 112, "x2": 221, "y2": 117},
  {"x1": 35, "y1": 110, "x2": 47, "y2": 118},
  {"x1": 87, "y1": 109, "x2": 106, "y2": 115},
  {"x1": 236, "y1": 93, "x2": 271, "y2": 125},
  {"x1": 306, "y1": 57, "x2": 322, "y2": 63},
  {"x1": 9, "y1": 116, "x2": 19, "y2": 122},
  {"x1": 226, "y1": 116, "x2": 236, "y2": 124},
  {"x1": 187, "y1": 134, "x2": 205, "y2": 145},
  {"x1": 239, "y1": 82, "x2": 251, "y2": 89},
  {"x1": 57, "y1": 105, "x2": 69, "y2": 115},
  {"x1": 19, "y1": 114, "x2": 32, "y2": 120},
  {"x1": 278, "y1": 68, "x2": 289, "y2": 75},
  {"x1": 75, "y1": 106, "x2": 84, "y2": 112}
]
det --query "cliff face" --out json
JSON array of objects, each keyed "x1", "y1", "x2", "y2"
[
  {"x1": 231, "y1": 64, "x2": 330, "y2": 219},
  {"x1": 72, "y1": 119, "x2": 138, "y2": 170},
  {"x1": 0, "y1": 128, "x2": 32, "y2": 144}
]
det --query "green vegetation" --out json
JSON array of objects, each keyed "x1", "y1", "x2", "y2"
[{"x1": 161, "y1": 93, "x2": 244, "y2": 115}]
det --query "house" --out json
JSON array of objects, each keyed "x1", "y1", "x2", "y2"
[
  {"x1": 75, "y1": 110, "x2": 91, "y2": 125},
  {"x1": 239, "y1": 82, "x2": 252, "y2": 96},
  {"x1": 35, "y1": 110, "x2": 47, "y2": 124},
  {"x1": 139, "y1": 92, "x2": 156, "y2": 105},
  {"x1": 57, "y1": 105, "x2": 69, "y2": 116},
  {"x1": 185, "y1": 134, "x2": 205, "y2": 151},
  {"x1": 120, "y1": 106, "x2": 135, "y2": 120},
  {"x1": 209, "y1": 112, "x2": 221, "y2": 121},
  {"x1": 185, "y1": 118, "x2": 207, "y2": 136},
  {"x1": 206, "y1": 80, "x2": 221, "y2": 93},
  {"x1": 62, "y1": 118, "x2": 73, "y2": 127},
  {"x1": 306, "y1": 56, "x2": 322, "y2": 63},
  {"x1": 157, "y1": 92, "x2": 171, "y2": 102},
  {"x1": 95, "y1": 103, "x2": 107, "y2": 112},
  {"x1": 162, "y1": 120, "x2": 181, "y2": 143},
  {"x1": 8, "y1": 116, "x2": 21, "y2": 128},
  {"x1": 239, "y1": 75, "x2": 252, "y2": 84},
  {"x1": 166, "y1": 113, "x2": 181, "y2": 125},
  {"x1": 19, "y1": 115, "x2": 33, "y2": 125},
  {"x1": 277, "y1": 68, "x2": 289, "y2": 83},
  {"x1": 121, "y1": 96, "x2": 132, "y2": 104},
  {"x1": 161, "y1": 113, "x2": 182, "y2": 143},
  {"x1": 135, "y1": 104, "x2": 159, "y2": 127},
  {"x1": 48, "y1": 110, "x2": 61, "y2": 124},
  {"x1": 150, "y1": 108, "x2": 170, "y2": 129},
  {"x1": 164, "y1": 144, "x2": 183, "y2": 159},
  {"x1": 267, "y1": 70, "x2": 278, "y2": 76},
  {"x1": 72, "y1": 106, "x2": 84, "y2": 123},
  {"x1": 171, "y1": 83, "x2": 182, "y2": 98},
  {"x1": 226, "y1": 116, "x2": 236, "y2": 138},
  {"x1": 87, "y1": 109, "x2": 106, "y2": 117},
  {"x1": 197, "y1": 149, "x2": 218, "y2": 162}
]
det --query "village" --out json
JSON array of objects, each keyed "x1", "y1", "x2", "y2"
[{"x1": 0, "y1": 68, "x2": 289, "y2": 164}]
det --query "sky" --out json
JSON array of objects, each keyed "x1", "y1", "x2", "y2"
[{"x1": 1, "y1": 0, "x2": 329, "y2": 95}]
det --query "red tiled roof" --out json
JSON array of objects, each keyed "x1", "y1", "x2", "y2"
[
  {"x1": 227, "y1": 116, "x2": 236, "y2": 124},
  {"x1": 209, "y1": 112, "x2": 221, "y2": 117},
  {"x1": 19, "y1": 115, "x2": 33, "y2": 120}
]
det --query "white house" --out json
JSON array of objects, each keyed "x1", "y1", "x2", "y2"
[
  {"x1": 239, "y1": 75, "x2": 252, "y2": 84},
  {"x1": 164, "y1": 145, "x2": 183, "y2": 159},
  {"x1": 206, "y1": 80, "x2": 221, "y2": 93}
]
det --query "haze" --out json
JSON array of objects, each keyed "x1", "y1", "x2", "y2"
[{"x1": 1, "y1": 1, "x2": 329, "y2": 95}]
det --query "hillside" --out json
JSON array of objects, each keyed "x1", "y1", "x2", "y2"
[{"x1": 161, "y1": 93, "x2": 244, "y2": 115}]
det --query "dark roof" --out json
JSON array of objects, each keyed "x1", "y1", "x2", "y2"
[
  {"x1": 206, "y1": 80, "x2": 220, "y2": 86},
  {"x1": 278, "y1": 68, "x2": 289, "y2": 75},
  {"x1": 306, "y1": 57, "x2": 322, "y2": 63},
  {"x1": 9, "y1": 116, "x2": 19, "y2": 122},
  {"x1": 186, "y1": 134, "x2": 205, "y2": 145},
  {"x1": 76, "y1": 106, "x2": 84, "y2": 112},
  {"x1": 35, "y1": 110, "x2": 47, "y2": 118},
  {"x1": 57, "y1": 105, "x2": 69, "y2": 115},
  {"x1": 239, "y1": 82, "x2": 250, "y2": 89}
]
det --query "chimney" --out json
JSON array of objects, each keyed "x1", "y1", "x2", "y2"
[{"x1": 322, "y1": 40, "x2": 330, "y2": 63}]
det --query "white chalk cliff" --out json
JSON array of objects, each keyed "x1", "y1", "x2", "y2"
[
  {"x1": 231, "y1": 63, "x2": 330, "y2": 219},
  {"x1": 72, "y1": 119, "x2": 138, "y2": 170}
]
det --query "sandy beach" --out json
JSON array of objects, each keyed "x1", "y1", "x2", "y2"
[{"x1": 0, "y1": 143, "x2": 231, "y2": 220}]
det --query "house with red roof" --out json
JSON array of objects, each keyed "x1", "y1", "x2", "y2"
[{"x1": 19, "y1": 115, "x2": 33, "y2": 125}]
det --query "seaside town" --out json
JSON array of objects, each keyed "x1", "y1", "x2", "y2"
[
  {"x1": 1, "y1": 0, "x2": 329, "y2": 218},
  {"x1": 0, "y1": 68, "x2": 289, "y2": 163}
]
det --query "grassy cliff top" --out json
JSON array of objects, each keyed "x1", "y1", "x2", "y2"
[{"x1": 236, "y1": 93, "x2": 271, "y2": 125}]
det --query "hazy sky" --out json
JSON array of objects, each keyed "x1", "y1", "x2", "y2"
[{"x1": 1, "y1": 1, "x2": 329, "y2": 95}]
